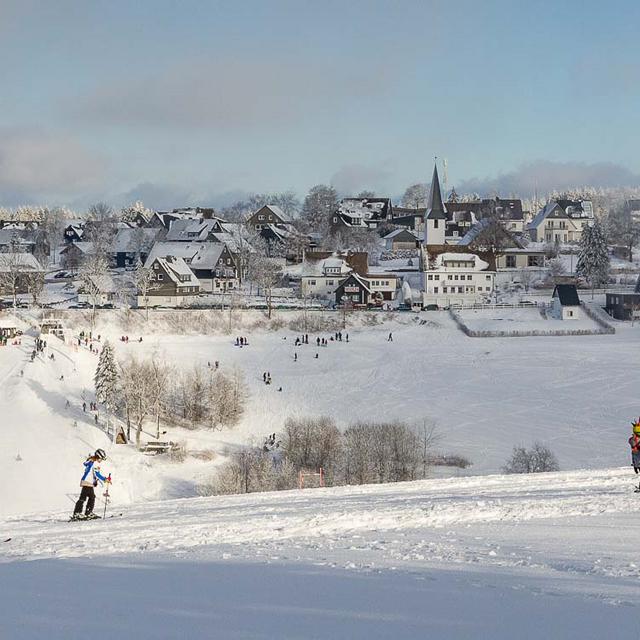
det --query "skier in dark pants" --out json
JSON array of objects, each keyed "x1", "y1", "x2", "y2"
[
  {"x1": 72, "y1": 449, "x2": 110, "y2": 519},
  {"x1": 629, "y1": 421, "x2": 640, "y2": 491}
]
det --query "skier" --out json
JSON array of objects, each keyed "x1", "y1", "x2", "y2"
[
  {"x1": 388, "y1": 332, "x2": 393, "y2": 342},
  {"x1": 629, "y1": 420, "x2": 640, "y2": 491},
  {"x1": 72, "y1": 449, "x2": 111, "y2": 520}
]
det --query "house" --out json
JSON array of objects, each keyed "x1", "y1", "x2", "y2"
[
  {"x1": 145, "y1": 241, "x2": 238, "y2": 292},
  {"x1": 334, "y1": 273, "x2": 373, "y2": 306},
  {"x1": 551, "y1": 284, "x2": 581, "y2": 320},
  {"x1": 59, "y1": 242, "x2": 94, "y2": 272},
  {"x1": 300, "y1": 255, "x2": 353, "y2": 299},
  {"x1": 138, "y1": 256, "x2": 201, "y2": 308},
  {"x1": 0, "y1": 253, "x2": 45, "y2": 294},
  {"x1": 423, "y1": 252, "x2": 495, "y2": 307},
  {"x1": 0, "y1": 229, "x2": 36, "y2": 254},
  {"x1": 247, "y1": 205, "x2": 292, "y2": 231},
  {"x1": 605, "y1": 292, "x2": 640, "y2": 321},
  {"x1": 458, "y1": 218, "x2": 525, "y2": 256},
  {"x1": 63, "y1": 223, "x2": 85, "y2": 243},
  {"x1": 111, "y1": 228, "x2": 162, "y2": 268},
  {"x1": 330, "y1": 198, "x2": 393, "y2": 232},
  {"x1": 0, "y1": 316, "x2": 20, "y2": 339},
  {"x1": 527, "y1": 200, "x2": 593, "y2": 244},
  {"x1": 77, "y1": 274, "x2": 118, "y2": 307},
  {"x1": 363, "y1": 271, "x2": 399, "y2": 302},
  {"x1": 495, "y1": 247, "x2": 546, "y2": 270},
  {"x1": 383, "y1": 228, "x2": 420, "y2": 251},
  {"x1": 391, "y1": 207, "x2": 426, "y2": 232}
]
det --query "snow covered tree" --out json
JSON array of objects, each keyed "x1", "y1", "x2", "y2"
[
  {"x1": 401, "y1": 183, "x2": 428, "y2": 209},
  {"x1": 132, "y1": 258, "x2": 159, "y2": 320},
  {"x1": 95, "y1": 342, "x2": 119, "y2": 441},
  {"x1": 120, "y1": 201, "x2": 153, "y2": 225},
  {"x1": 79, "y1": 252, "x2": 110, "y2": 329},
  {"x1": 247, "y1": 237, "x2": 283, "y2": 318},
  {"x1": 301, "y1": 185, "x2": 338, "y2": 234},
  {"x1": 576, "y1": 220, "x2": 610, "y2": 297}
]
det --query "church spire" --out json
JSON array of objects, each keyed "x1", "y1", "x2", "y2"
[{"x1": 425, "y1": 162, "x2": 447, "y2": 220}]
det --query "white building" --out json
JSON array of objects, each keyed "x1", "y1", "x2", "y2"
[
  {"x1": 551, "y1": 284, "x2": 582, "y2": 320},
  {"x1": 423, "y1": 252, "x2": 495, "y2": 307},
  {"x1": 300, "y1": 256, "x2": 352, "y2": 299}
]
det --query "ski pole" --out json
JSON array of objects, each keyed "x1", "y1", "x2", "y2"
[{"x1": 103, "y1": 474, "x2": 111, "y2": 519}]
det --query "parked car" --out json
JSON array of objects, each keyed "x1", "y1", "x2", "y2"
[{"x1": 425, "y1": 304, "x2": 439, "y2": 311}]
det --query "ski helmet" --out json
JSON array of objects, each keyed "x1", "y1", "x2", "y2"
[
  {"x1": 94, "y1": 448, "x2": 107, "y2": 461},
  {"x1": 633, "y1": 423, "x2": 640, "y2": 436}
]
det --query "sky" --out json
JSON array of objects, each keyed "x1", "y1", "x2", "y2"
[{"x1": 0, "y1": 0, "x2": 639, "y2": 210}]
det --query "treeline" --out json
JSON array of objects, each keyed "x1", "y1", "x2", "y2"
[{"x1": 200, "y1": 416, "x2": 440, "y2": 495}]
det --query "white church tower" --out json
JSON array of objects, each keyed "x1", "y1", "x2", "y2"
[{"x1": 423, "y1": 162, "x2": 447, "y2": 247}]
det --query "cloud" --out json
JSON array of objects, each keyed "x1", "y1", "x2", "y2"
[
  {"x1": 70, "y1": 57, "x2": 390, "y2": 130},
  {"x1": 330, "y1": 164, "x2": 393, "y2": 196},
  {"x1": 0, "y1": 128, "x2": 106, "y2": 206},
  {"x1": 456, "y1": 160, "x2": 640, "y2": 198},
  {"x1": 113, "y1": 182, "x2": 253, "y2": 211}
]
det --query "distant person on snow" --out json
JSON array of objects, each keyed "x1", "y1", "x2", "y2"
[
  {"x1": 629, "y1": 420, "x2": 640, "y2": 490},
  {"x1": 72, "y1": 449, "x2": 111, "y2": 520}
]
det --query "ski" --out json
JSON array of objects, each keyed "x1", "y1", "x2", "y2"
[
  {"x1": 68, "y1": 513, "x2": 122, "y2": 522},
  {"x1": 3, "y1": 538, "x2": 11, "y2": 543}
]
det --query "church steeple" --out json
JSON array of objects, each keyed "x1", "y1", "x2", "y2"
[
  {"x1": 423, "y1": 161, "x2": 447, "y2": 248},
  {"x1": 425, "y1": 162, "x2": 447, "y2": 221}
]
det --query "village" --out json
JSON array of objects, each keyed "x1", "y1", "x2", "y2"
[{"x1": 0, "y1": 163, "x2": 639, "y2": 338}]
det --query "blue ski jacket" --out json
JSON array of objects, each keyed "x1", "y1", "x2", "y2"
[{"x1": 80, "y1": 458, "x2": 107, "y2": 488}]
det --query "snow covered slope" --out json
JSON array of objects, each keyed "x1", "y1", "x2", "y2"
[
  {"x1": 2, "y1": 468, "x2": 640, "y2": 639},
  {"x1": 1, "y1": 312, "x2": 639, "y2": 516}
]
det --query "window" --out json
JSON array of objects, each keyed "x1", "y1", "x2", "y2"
[
  {"x1": 309, "y1": 280, "x2": 316, "y2": 285},
  {"x1": 434, "y1": 219, "x2": 439, "y2": 229},
  {"x1": 448, "y1": 275, "x2": 453, "y2": 280},
  {"x1": 486, "y1": 275, "x2": 491, "y2": 280},
  {"x1": 157, "y1": 273, "x2": 163, "y2": 280},
  {"x1": 333, "y1": 217, "x2": 338, "y2": 223},
  {"x1": 443, "y1": 287, "x2": 447, "y2": 293},
  {"x1": 153, "y1": 263, "x2": 159, "y2": 270},
  {"x1": 435, "y1": 275, "x2": 440, "y2": 280},
  {"x1": 258, "y1": 214, "x2": 265, "y2": 221},
  {"x1": 327, "y1": 280, "x2": 334, "y2": 286},
  {"x1": 454, "y1": 275, "x2": 459, "y2": 280},
  {"x1": 506, "y1": 255, "x2": 516, "y2": 268},
  {"x1": 434, "y1": 287, "x2": 439, "y2": 293},
  {"x1": 428, "y1": 274, "x2": 433, "y2": 280}
]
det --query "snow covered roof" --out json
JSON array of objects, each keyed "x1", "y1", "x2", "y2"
[
  {"x1": 155, "y1": 256, "x2": 201, "y2": 288},
  {"x1": 338, "y1": 198, "x2": 390, "y2": 220},
  {"x1": 302, "y1": 254, "x2": 352, "y2": 277},
  {"x1": 433, "y1": 252, "x2": 489, "y2": 271},
  {"x1": 383, "y1": 228, "x2": 418, "y2": 240},
  {"x1": 0, "y1": 252, "x2": 43, "y2": 272},
  {"x1": 264, "y1": 204, "x2": 290, "y2": 222},
  {"x1": 166, "y1": 219, "x2": 218, "y2": 242},
  {"x1": 145, "y1": 241, "x2": 225, "y2": 270}
]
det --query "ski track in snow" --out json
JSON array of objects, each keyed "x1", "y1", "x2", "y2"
[{"x1": 3, "y1": 467, "x2": 640, "y2": 588}]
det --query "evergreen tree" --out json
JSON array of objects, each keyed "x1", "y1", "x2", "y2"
[
  {"x1": 95, "y1": 341, "x2": 119, "y2": 440},
  {"x1": 576, "y1": 220, "x2": 610, "y2": 298}
]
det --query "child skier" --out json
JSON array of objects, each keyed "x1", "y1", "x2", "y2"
[
  {"x1": 72, "y1": 449, "x2": 111, "y2": 520},
  {"x1": 629, "y1": 420, "x2": 640, "y2": 491}
]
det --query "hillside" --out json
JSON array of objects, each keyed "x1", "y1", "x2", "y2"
[
  {"x1": 1, "y1": 311, "x2": 639, "y2": 517},
  {"x1": 2, "y1": 467, "x2": 640, "y2": 639}
]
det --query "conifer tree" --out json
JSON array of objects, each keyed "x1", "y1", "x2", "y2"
[
  {"x1": 95, "y1": 341, "x2": 119, "y2": 440},
  {"x1": 576, "y1": 220, "x2": 610, "y2": 298}
]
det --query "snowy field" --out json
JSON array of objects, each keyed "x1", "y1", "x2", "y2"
[
  {"x1": 455, "y1": 306, "x2": 602, "y2": 332},
  {"x1": 2, "y1": 468, "x2": 640, "y2": 639},
  {"x1": 1, "y1": 310, "x2": 639, "y2": 517}
]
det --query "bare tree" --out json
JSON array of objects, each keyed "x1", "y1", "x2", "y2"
[
  {"x1": 133, "y1": 258, "x2": 160, "y2": 320},
  {"x1": 401, "y1": 183, "x2": 429, "y2": 209},
  {"x1": 503, "y1": 442, "x2": 559, "y2": 474},
  {"x1": 79, "y1": 252, "x2": 110, "y2": 329},
  {"x1": 0, "y1": 251, "x2": 28, "y2": 308},
  {"x1": 247, "y1": 237, "x2": 283, "y2": 319}
]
